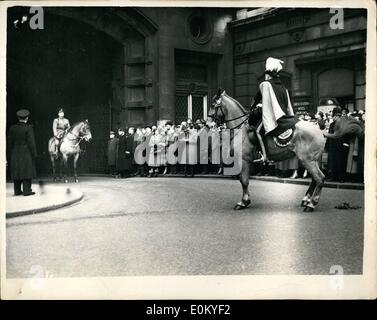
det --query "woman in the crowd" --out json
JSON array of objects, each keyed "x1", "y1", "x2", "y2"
[
  {"x1": 315, "y1": 111, "x2": 326, "y2": 130},
  {"x1": 197, "y1": 119, "x2": 210, "y2": 174},
  {"x1": 207, "y1": 121, "x2": 218, "y2": 174},
  {"x1": 183, "y1": 121, "x2": 198, "y2": 177},
  {"x1": 134, "y1": 127, "x2": 146, "y2": 177},
  {"x1": 148, "y1": 126, "x2": 166, "y2": 177},
  {"x1": 165, "y1": 122, "x2": 178, "y2": 175},
  {"x1": 176, "y1": 122, "x2": 187, "y2": 174}
]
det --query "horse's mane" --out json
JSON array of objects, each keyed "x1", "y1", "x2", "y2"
[
  {"x1": 67, "y1": 121, "x2": 87, "y2": 133},
  {"x1": 223, "y1": 93, "x2": 248, "y2": 114},
  {"x1": 327, "y1": 116, "x2": 364, "y2": 140}
]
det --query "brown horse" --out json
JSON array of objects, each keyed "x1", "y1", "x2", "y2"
[
  {"x1": 208, "y1": 89, "x2": 328, "y2": 212},
  {"x1": 48, "y1": 120, "x2": 92, "y2": 183}
]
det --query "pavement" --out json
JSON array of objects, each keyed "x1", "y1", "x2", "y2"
[
  {"x1": 5, "y1": 174, "x2": 362, "y2": 219},
  {"x1": 249, "y1": 175, "x2": 364, "y2": 190},
  {"x1": 5, "y1": 183, "x2": 83, "y2": 218},
  {"x1": 6, "y1": 176, "x2": 364, "y2": 277}
]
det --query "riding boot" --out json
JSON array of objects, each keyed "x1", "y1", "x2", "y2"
[{"x1": 253, "y1": 132, "x2": 268, "y2": 163}]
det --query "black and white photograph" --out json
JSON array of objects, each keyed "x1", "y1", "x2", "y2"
[{"x1": 1, "y1": 0, "x2": 376, "y2": 300}]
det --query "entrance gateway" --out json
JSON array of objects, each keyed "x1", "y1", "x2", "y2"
[{"x1": 6, "y1": 7, "x2": 157, "y2": 174}]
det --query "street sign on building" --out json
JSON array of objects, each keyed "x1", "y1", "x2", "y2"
[{"x1": 292, "y1": 100, "x2": 311, "y2": 115}]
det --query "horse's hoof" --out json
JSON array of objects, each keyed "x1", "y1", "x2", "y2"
[
  {"x1": 242, "y1": 199, "x2": 251, "y2": 208},
  {"x1": 234, "y1": 204, "x2": 244, "y2": 210},
  {"x1": 301, "y1": 200, "x2": 308, "y2": 207},
  {"x1": 233, "y1": 199, "x2": 251, "y2": 210},
  {"x1": 303, "y1": 202, "x2": 315, "y2": 212}
]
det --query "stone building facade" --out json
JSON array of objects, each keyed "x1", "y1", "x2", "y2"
[
  {"x1": 230, "y1": 8, "x2": 367, "y2": 115},
  {"x1": 6, "y1": 7, "x2": 367, "y2": 174},
  {"x1": 7, "y1": 7, "x2": 234, "y2": 174}
]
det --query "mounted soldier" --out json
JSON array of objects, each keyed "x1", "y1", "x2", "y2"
[
  {"x1": 249, "y1": 57, "x2": 296, "y2": 162},
  {"x1": 52, "y1": 107, "x2": 70, "y2": 155}
]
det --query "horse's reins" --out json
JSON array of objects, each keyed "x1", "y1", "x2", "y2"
[
  {"x1": 66, "y1": 126, "x2": 86, "y2": 147},
  {"x1": 211, "y1": 98, "x2": 249, "y2": 130}
]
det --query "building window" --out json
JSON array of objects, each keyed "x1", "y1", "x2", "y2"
[
  {"x1": 190, "y1": 16, "x2": 207, "y2": 39},
  {"x1": 176, "y1": 63, "x2": 207, "y2": 82},
  {"x1": 175, "y1": 94, "x2": 208, "y2": 123},
  {"x1": 187, "y1": 11, "x2": 213, "y2": 45},
  {"x1": 317, "y1": 68, "x2": 355, "y2": 111}
]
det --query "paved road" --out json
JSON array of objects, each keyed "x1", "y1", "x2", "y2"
[{"x1": 6, "y1": 177, "x2": 364, "y2": 277}]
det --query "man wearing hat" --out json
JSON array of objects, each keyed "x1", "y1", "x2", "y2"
[
  {"x1": 325, "y1": 106, "x2": 348, "y2": 182},
  {"x1": 249, "y1": 57, "x2": 297, "y2": 162},
  {"x1": 52, "y1": 107, "x2": 70, "y2": 155},
  {"x1": 107, "y1": 130, "x2": 119, "y2": 177},
  {"x1": 116, "y1": 127, "x2": 129, "y2": 178},
  {"x1": 8, "y1": 109, "x2": 38, "y2": 196}
]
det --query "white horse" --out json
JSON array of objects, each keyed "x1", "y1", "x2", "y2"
[{"x1": 48, "y1": 120, "x2": 92, "y2": 183}]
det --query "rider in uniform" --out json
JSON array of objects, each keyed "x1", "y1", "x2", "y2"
[
  {"x1": 249, "y1": 57, "x2": 295, "y2": 162},
  {"x1": 52, "y1": 108, "x2": 70, "y2": 155}
]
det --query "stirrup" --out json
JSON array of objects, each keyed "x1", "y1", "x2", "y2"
[{"x1": 253, "y1": 151, "x2": 265, "y2": 163}]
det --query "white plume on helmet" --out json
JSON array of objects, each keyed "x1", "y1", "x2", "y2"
[{"x1": 265, "y1": 57, "x2": 284, "y2": 73}]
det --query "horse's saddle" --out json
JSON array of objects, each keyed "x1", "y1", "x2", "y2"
[{"x1": 259, "y1": 116, "x2": 299, "y2": 162}]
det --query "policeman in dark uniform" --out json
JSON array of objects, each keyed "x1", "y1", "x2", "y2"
[{"x1": 8, "y1": 109, "x2": 38, "y2": 196}]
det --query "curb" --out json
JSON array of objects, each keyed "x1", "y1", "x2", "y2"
[
  {"x1": 6, "y1": 192, "x2": 84, "y2": 219},
  {"x1": 249, "y1": 176, "x2": 364, "y2": 190},
  {"x1": 142, "y1": 174, "x2": 364, "y2": 190}
]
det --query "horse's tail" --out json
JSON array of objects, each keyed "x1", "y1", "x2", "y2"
[{"x1": 326, "y1": 117, "x2": 364, "y2": 140}]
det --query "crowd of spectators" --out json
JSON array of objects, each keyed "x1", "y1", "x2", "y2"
[
  {"x1": 107, "y1": 107, "x2": 365, "y2": 183},
  {"x1": 253, "y1": 107, "x2": 365, "y2": 183},
  {"x1": 107, "y1": 118, "x2": 227, "y2": 178}
]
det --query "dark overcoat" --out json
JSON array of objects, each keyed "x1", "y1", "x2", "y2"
[
  {"x1": 117, "y1": 135, "x2": 127, "y2": 171},
  {"x1": 125, "y1": 133, "x2": 135, "y2": 168},
  {"x1": 326, "y1": 120, "x2": 348, "y2": 178},
  {"x1": 117, "y1": 135, "x2": 133, "y2": 171},
  {"x1": 107, "y1": 137, "x2": 119, "y2": 166},
  {"x1": 8, "y1": 122, "x2": 38, "y2": 180}
]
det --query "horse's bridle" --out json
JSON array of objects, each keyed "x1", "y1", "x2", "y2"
[
  {"x1": 66, "y1": 123, "x2": 90, "y2": 145},
  {"x1": 209, "y1": 97, "x2": 249, "y2": 130}
]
